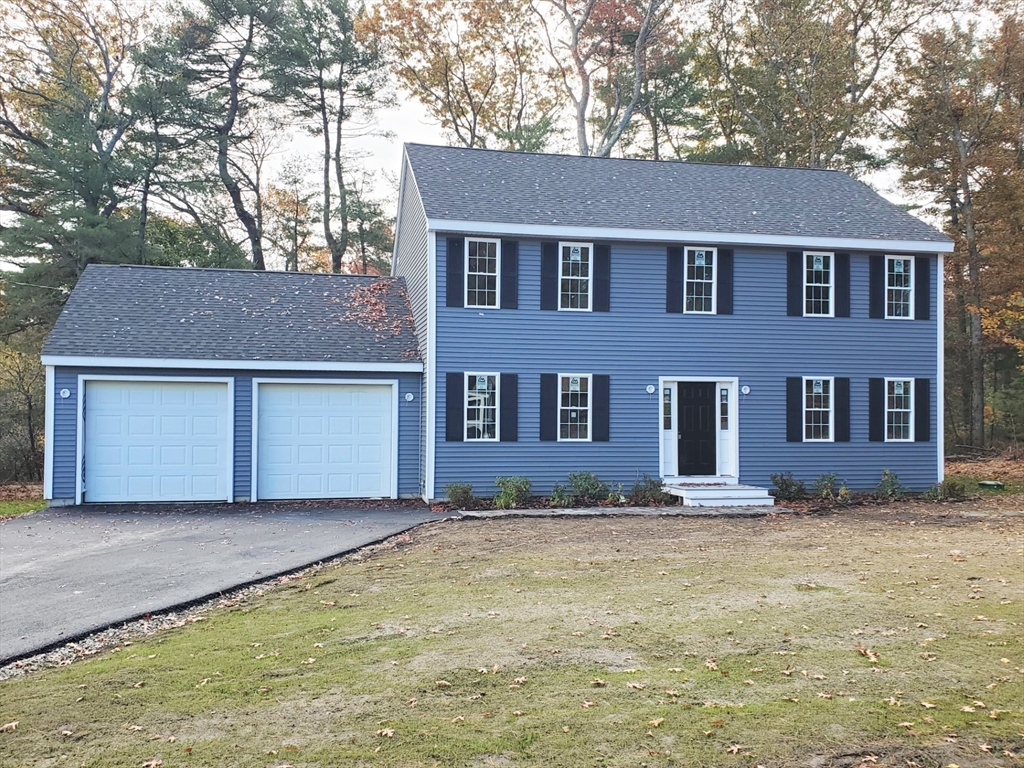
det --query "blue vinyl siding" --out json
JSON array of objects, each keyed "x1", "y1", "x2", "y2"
[
  {"x1": 434, "y1": 235, "x2": 939, "y2": 495},
  {"x1": 50, "y1": 368, "x2": 422, "y2": 502},
  {"x1": 393, "y1": 156, "x2": 430, "y2": 495}
]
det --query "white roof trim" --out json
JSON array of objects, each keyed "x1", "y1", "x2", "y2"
[
  {"x1": 41, "y1": 356, "x2": 423, "y2": 373},
  {"x1": 426, "y1": 218, "x2": 953, "y2": 254}
]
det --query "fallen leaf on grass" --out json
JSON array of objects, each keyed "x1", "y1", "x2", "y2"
[
  {"x1": 648, "y1": 718, "x2": 664, "y2": 727},
  {"x1": 979, "y1": 744, "x2": 992, "y2": 753},
  {"x1": 626, "y1": 681, "x2": 646, "y2": 690},
  {"x1": 450, "y1": 716, "x2": 464, "y2": 723},
  {"x1": 142, "y1": 761, "x2": 163, "y2": 768},
  {"x1": 855, "y1": 643, "x2": 879, "y2": 663},
  {"x1": 921, "y1": 701, "x2": 937, "y2": 709},
  {"x1": 435, "y1": 680, "x2": 452, "y2": 688},
  {"x1": 375, "y1": 728, "x2": 394, "y2": 738},
  {"x1": 0, "y1": 722, "x2": 18, "y2": 733},
  {"x1": 300, "y1": 658, "x2": 316, "y2": 665},
  {"x1": 126, "y1": 725, "x2": 143, "y2": 732},
  {"x1": 582, "y1": 701, "x2": 595, "y2": 709},
  {"x1": 133, "y1": 681, "x2": 145, "y2": 688},
  {"x1": 591, "y1": 678, "x2": 606, "y2": 687},
  {"x1": 726, "y1": 745, "x2": 742, "y2": 754},
  {"x1": 898, "y1": 722, "x2": 914, "y2": 728},
  {"x1": 61, "y1": 730, "x2": 73, "y2": 737}
]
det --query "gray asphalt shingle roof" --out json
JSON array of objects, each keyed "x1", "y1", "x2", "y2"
[
  {"x1": 404, "y1": 143, "x2": 949, "y2": 245},
  {"x1": 43, "y1": 265, "x2": 420, "y2": 364}
]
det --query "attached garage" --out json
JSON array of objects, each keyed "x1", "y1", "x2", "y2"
[
  {"x1": 83, "y1": 379, "x2": 232, "y2": 502},
  {"x1": 254, "y1": 381, "x2": 396, "y2": 501}
]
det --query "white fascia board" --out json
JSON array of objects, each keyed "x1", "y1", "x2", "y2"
[
  {"x1": 41, "y1": 356, "x2": 423, "y2": 373},
  {"x1": 426, "y1": 218, "x2": 954, "y2": 255}
]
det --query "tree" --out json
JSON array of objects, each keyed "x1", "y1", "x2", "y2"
[
  {"x1": 533, "y1": 0, "x2": 672, "y2": 156},
  {"x1": 371, "y1": 0, "x2": 556, "y2": 151},
  {"x1": 0, "y1": 340, "x2": 45, "y2": 481},
  {"x1": 266, "y1": 0, "x2": 391, "y2": 272},
  {"x1": 890, "y1": 14, "x2": 1024, "y2": 449},
  {"x1": 264, "y1": 157, "x2": 330, "y2": 271},
  {"x1": 701, "y1": 0, "x2": 951, "y2": 172},
  {"x1": 345, "y1": 174, "x2": 394, "y2": 274}
]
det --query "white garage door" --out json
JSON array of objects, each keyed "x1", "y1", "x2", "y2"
[
  {"x1": 84, "y1": 380, "x2": 231, "y2": 502},
  {"x1": 256, "y1": 383, "x2": 393, "y2": 500}
]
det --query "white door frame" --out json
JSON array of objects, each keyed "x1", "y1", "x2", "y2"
[
  {"x1": 658, "y1": 376, "x2": 739, "y2": 485},
  {"x1": 250, "y1": 378, "x2": 400, "y2": 502},
  {"x1": 76, "y1": 375, "x2": 235, "y2": 505}
]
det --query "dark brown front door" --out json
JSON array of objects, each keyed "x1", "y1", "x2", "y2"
[{"x1": 677, "y1": 382, "x2": 716, "y2": 475}]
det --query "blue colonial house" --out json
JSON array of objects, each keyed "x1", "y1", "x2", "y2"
[{"x1": 41, "y1": 144, "x2": 952, "y2": 506}]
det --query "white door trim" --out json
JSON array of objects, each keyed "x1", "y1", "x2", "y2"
[
  {"x1": 658, "y1": 376, "x2": 740, "y2": 484},
  {"x1": 76, "y1": 375, "x2": 235, "y2": 505},
  {"x1": 250, "y1": 378, "x2": 400, "y2": 502}
]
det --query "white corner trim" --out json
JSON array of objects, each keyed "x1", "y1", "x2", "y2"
[
  {"x1": 41, "y1": 356, "x2": 423, "y2": 373},
  {"x1": 427, "y1": 218, "x2": 954, "y2": 254},
  {"x1": 937, "y1": 253, "x2": 945, "y2": 483},
  {"x1": 425, "y1": 230, "x2": 438, "y2": 501},
  {"x1": 43, "y1": 365, "x2": 54, "y2": 499}
]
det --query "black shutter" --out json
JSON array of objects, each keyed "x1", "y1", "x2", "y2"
[
  {"x1": 717, "y1": 248, "x2": 734, "y2": 315},
  {"x1": 786, "y1": 377, "x2": 803, "y2": 442},
  {"x1": 594, "y1": 244, "x2": 610, "y2": 312},
  {"x1": 666, "y1": 247, "x2": 683, "y2": 313},
  {"x1": 835, "y1": 252, "x2": 850, "y2": 318},
  {"x1": 445, "y1": 372, "x2": 464, "y2": 442},
  {"x1": 868, "y1": 377, "x2": 884, "y2": 442},
  {"x1": 500, "y1": 373, "x2": 518, "y2": 442},
  {"x1": 540, "y1": 374, "x2": 558, "y2": 441},
  {"x1": 915, "y1": 256, "x2": 931, "y2": 321},
  {"x1": 915, "y1": 378, "x2": 931, "y2": 442},
  {"x1": 835, "y1": 377, "x2": 850, "y2": 442},
  {"x1": 446, "y1": 237, "x2": 464, "y2": 308},
  {"x1": 787, "y1": 251, "x2": 803, "y2": 316},
  {"x1": 541, "y1": 242, "x2": 558, "y2": 310},
  {"x1": 592, "y1": 374, "x2": 610, "y2": 442},
  {"x1": 500, "y1": 240, "x2": 518, "y2": 310},
  {"x1": 869, "y1": 255, "x2": 884, "y2": 319}
]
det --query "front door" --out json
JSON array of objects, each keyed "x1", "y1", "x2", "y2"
[{"x1": 677, "y1": 382, "x2": 716, "y2": 475}]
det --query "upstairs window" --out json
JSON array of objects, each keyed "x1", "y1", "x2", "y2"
[
  {"x1": 559, "y1": 373, "x2": 591, "y2": 440},
  {"x1": 886, "y1": 378, "x2": 913, "y2": 441},
  {"x1": 465, "y1": 373, "x2": 498, "y2": 441},
  {"x1": 803, "y1": 376, "x2": 833, "y2": 441},
  {"x1": 804, "y1": 252, "x2": 833, "y2": 316},
  {"x1": 466, "y1": 238, "x2": 499, "y2": 308},
  {"x1": 685, "y1": 247, "x2": 716, "y2": 313},
  {"x1": 559, "y1": 242, "x2": 592, "y2": 311},
  {"x1": 886, "y1": 256, "x2": 913, "y2": 319}
]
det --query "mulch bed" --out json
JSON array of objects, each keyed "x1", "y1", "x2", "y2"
[{"x1": 0, "y1": 483, "x2": 42, "y2": 501}]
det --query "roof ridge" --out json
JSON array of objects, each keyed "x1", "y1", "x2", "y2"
[{"x1": 85, "y1": 264, "x2": 398, "y2": 278}]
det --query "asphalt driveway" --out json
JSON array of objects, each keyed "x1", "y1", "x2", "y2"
[{"x1": 0, "y1": 502, "x2": 437, "y2": 663}]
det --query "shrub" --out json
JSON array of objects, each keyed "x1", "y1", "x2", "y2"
[
  {"x1": 568, "y1": 472, "x2": 609, "y2": 505},
  {"x1": 813, "y1": 473, "x2": 841, "y2": 501},
  {"x1": 444, "y1": 482, "x2": 475, "y2": 510},
  {"x1": 925, "y1": 478, "x2": 967, "y2": 501},
  {"x1": 628, "y1": 474, "x2": 672, "y2": 506},
  {"x1": 494, "y1": 476, "x2": 532, "y2": 509},
  {"x1": 549, "y1": 483, "x2": 574, "y2": 507},
  {"x1": 837, "y1": 484, "x2": 851, "y2": 504},
  {"x1": 770, "y1": 471, "x2": 806, "y2": 501},
  {"x1": 876, "y1": 469, "x2": 904, "y2": 500}
]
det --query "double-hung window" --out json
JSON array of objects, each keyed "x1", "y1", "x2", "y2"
[
  {"x1": 885, "y1": 378, "x2": 913, "y2": 441},
  {"x1": 559, "y1": 373, "x2": 591, "y2": 441},
  {"x1": 886, "y1": 256, "x2": 913, "y2": 319},
  {"x1": 685, "y1": 247, "x2": 716, "y2": 313},
  {"x1": 804, "y1": 252, "x2": 833, "y2": 316},
  {"x1": 803, "y1": 376, "x2": 833, "y2": 441},
  {"x1": 466, "y1": 238, "x2": 500, "y2": 308},
  {"x1": 559, "y1": 242, "x2": 592, "y2": 311},
  {"x1": 465, "y1": 373, "x2": 498, "y2": 441}
]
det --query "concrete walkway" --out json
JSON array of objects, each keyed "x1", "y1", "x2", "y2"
[{"x1": 0, "y1": 503, "x2": 436, "y2": 663}]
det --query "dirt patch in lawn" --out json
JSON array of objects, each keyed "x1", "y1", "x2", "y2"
[{"x1": 1, "y1": 506, "x2": 1021, "y2": 768}]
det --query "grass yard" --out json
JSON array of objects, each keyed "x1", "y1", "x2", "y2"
[
  {"x1": 1, "y1": 509, "x2": 1022, "y2": 767},
  {"x1": 0, "y1": 483, "x2": 45, "y2": 519}
]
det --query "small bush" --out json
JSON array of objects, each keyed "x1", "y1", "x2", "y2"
[
  {"x1": 549, "y1": 483, "x2": 574, "y2": 507},
  {"x1": 925, "y1": 478, "x2": 967, "y2": 501},
  {"x1": 813, "y1": 473, "x2": 841, "y2": 501},
  {"x1": 837, "y1": 484, "x2": 851, "y2": 504},
  {"x1": 628, "y1": 474, "x2": 672, "y2": 506},
  {"x1": 876, "y1": 469, "x2": 904, "y2": 500},
  {"x1": 770, "y1": 471, "x2": 806, "y2": 501},
  {"x1": 568, "y1": 472, "x2": 609, "y2": 505},
  {"x1": 444, "y1": 482, "x2": 475, "y2": 509},
  {"x1": 494, "y1": 476, "x2": 532, "y2": 509}
]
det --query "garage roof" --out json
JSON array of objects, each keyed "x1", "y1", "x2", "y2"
[{"x1": 42, "y1": 265, "x2": 420, "y2": 365}]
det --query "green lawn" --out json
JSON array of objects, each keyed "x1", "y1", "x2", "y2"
[
  {"x1": 1, "y1": 512, "x2": 1021, "y2": 767},
  {"x1": 0, "y1": 498, "x2": 45, "y2": 518}
]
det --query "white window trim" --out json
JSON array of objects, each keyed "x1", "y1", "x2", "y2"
[
  {"x1": 464, "y1": 371, "x2": 500, "y2": 442},
  {"x1": 884, "y1": 377, "x2": 915, "y2": 442},
  {"x1": 557, "y1": 372, "x2": 593, "y2": 442},
  {"x1": 802, "y1": 375, "x2": 835, "y2": 443},
  {"x1": 803, "y1": 251, "x2": 835, "y2": 318},
  {"x1": 684, "y1": 246, "x2": 718, "y2": 314},
  {"x1": 885, "y1": 255, "x2": 915, "y2": 320},
  {"x1": 465, "y1": 237, "x2": 501, "y2": 309},
  {"x1": 558, "y1": 241, "x2": 594, "y2": 312}
]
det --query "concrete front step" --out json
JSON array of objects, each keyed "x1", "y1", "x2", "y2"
[{"x1": 664, "y1": 483, "x2": 775, "y2": 507}]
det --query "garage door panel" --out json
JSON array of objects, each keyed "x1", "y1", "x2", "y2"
[
  {"x1": 257, "y1": 383, "x2": 392, "y2": 500},
  {"x1": 85, "y1": 381, "x2": 229, "y2": 502}
]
